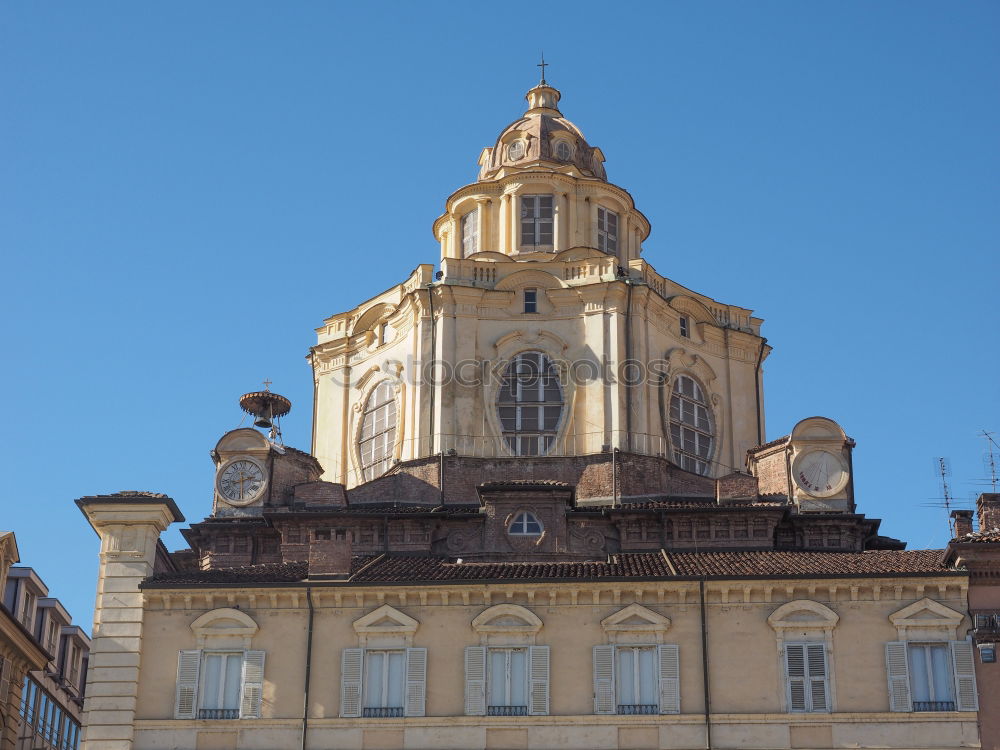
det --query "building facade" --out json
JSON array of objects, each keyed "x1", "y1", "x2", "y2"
[
  {"x1": 0, "y1": 533, "x2": 89, "y2": 750},
  {"x1": 76, "y1": 80, "x2": 985, "y2": 750}
]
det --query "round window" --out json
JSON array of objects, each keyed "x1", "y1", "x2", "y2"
[
  {"x1": 507, "y1": 140, "x2": 525, "y2": 161},
  {"x1": 509, "y1": 512, "x2": 543, "y2": 536},
  {"x1": 555, "y1": 141, "x2": 572, "y2": 161}
]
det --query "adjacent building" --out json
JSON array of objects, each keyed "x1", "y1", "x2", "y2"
[
  {"x1": 76, "y1": 79, "x2": 985, "y2": 750},
  {"x1": 0, "y1": 533, "x2": 89, "y2": 750}
]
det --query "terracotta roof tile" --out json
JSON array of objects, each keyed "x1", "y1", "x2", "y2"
[
  {"x1": 141, "y1": 550, "x2": 959, "y2": 587},
  {"x1": 667, "y1": 550, "x2": 951, "y2": 576},
  {"x1": 953, "y1": 528, "x2": 1000, "y2": 543}
]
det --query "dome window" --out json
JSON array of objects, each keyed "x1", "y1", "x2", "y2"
[
  {"x1": 520, "y1": 195, "x2": 554, "y2": 248},
  {"x1": 359, "y1": 381, "x2": 398, "y2": 481},
  {"x1": 497, "y1": 351, "x2": 563, "y2": 456},
  {"x1": 509, "y1": 512, "x2": 543, "y2": 536},
  {"x1": 555, "y1": 141, "x2": 572, "y2": 161},
  {"x1": 597, "y1": 207, "x2": 618, "y2": 254},
  {"x1": 462, "y1": 209, "x2": 479, "y2": 256},
  {"x1": 668, "y1": 375, "x2": 713, "y2": 476},
  {"x1": 507, "y1": 140, "x2": 526, "y2": 161}
]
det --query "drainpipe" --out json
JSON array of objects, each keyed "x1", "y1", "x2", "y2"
[
  {"x1": 301, "y1": 586, "x2": 316, "y2": 750},
  {"x1": 612, "y1": 447, "x2": 619, "y2": 507},
  {"x1": 753, "y1": 337, "x2": 767, "y2": 446},
  {"x1": 700, "y1": 579, "x2": 712, "y2": 749}
]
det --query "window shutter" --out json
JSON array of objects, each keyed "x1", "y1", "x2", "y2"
[
  {"x1": 805, "y1": 644, "x2": 829, "y2": 712},
  {"x1": 174, "y1": 650, "x2": 201, "y2": 720},
  {"x1": 657, "y1": 644, "x2": 680, "y2": 714},
  {"x1": 885, "y1": 641, "x2": 912, "y2": 712},
  {"x1": 593, "y1": 645, "x2": 616, "y2": 715},
  {"x1": 950, "y1": 640, "x2": 978, "y2": 711},
  {"x1": 528, "y1": 646, "x2": 550, "y2": 716},
  {"x1": 341, "y1": 648, "x2": 364, "y2": 718},
  {"x1": 464, "y1": 646, "x2": 487, "y2": 716},
  {"x1": 785, "y1": 644, "x2": 807, "y2": 712},
  {"x1": 404, "y1": 648, "x2": 427, "y2": 717},
  {"x1": 238, "y1": 650, "x2": 265, "y2": 719}
]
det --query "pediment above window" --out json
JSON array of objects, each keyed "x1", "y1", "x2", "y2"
[
  {"x1": 601, "y1": 603, "x2": 671, "y2": 644},
  {"x1": 767, "y1": 600, "x2": 839, "y2": 634},
  {"x1": 353, "y1": 604, "x2": 419, "y2": 647},
  {"x1": 191, "y1": 608, "x2": 259, "y2": 649},
  {"x1": 889, "y1": 598, "x2": 964, "y2": 640},
  {"x1": 471, "y1": 604, "x2": 542, "y2": 645}
]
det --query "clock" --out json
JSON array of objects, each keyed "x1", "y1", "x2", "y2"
[
  {"x1": 791, "y1": 449, "x2": 849, "y2": 498},
  {"x1": 217, "y1": 458, "x2": 266, "y2": 505}
]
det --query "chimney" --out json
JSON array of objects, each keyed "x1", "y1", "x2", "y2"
[
  {"x1": 308, "y1": 527, "x2": 353, "y2": 578},
  {"x1": 977, "y1": 493, "x2": 1000, "y2": 533},
  {"x1": 952, "y1": 509, "x2": 974, "y2": 538}
]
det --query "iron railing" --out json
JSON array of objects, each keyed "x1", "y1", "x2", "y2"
[
  {"x1": 487, "y1": 705, "x2": 528, "y2": 716},
  {"x1": 197, "y1": 708, "x2": 238, "y2": 719},
  {"x1": 618, "y1": 704, "x2": 658, "y2": 715},
  {"x1": 362, "y1": 707, "x2": 404, "y2": 718}
]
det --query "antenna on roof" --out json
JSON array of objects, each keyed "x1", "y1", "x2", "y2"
[
  {"x1": 983, "y1": 431, "x2": 999, "y2": 493},
  {"x1": 937, "y1": 457, "x2": 954, "y2": 536}
]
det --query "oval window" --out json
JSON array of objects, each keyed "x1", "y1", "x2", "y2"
[
  {"x1": 668, "y1": 375, "x2": 714, "y2": 475},
  {"x1": 509, "y1": 512, "x2": 543, "y2": 536},
  {"x1": 497, "y1": 352, "x2": 563, "y2": 456},
  {"x1": 507, "y1": 140, "x2": 525, "y2": 160},
  {"x1": 555, "y1": 141, "x2": 572, "y2": 161},
  {"x1": 358, "y1": 381, "x2": 397, "y2": 481}
]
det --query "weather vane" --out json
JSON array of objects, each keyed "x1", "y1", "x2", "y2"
[{"x1": 537, "y1": 54, "x2": 549, "y2": 85}]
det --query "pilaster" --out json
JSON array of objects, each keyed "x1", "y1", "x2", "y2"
[{"x1": 76, "y1": 493, "x2": 183, "y2": 750}]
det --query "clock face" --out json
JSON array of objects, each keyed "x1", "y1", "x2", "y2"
[
  {"x1": 217, "y1": 459, "x2": 266, "y2": 505},
  {"x1": 792, "y1": 450, "x2": 849, "y2": 498}
]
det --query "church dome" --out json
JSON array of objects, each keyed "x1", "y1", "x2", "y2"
[{"x1": 478, "y1": 82, "x2": 607, "y2": 182}]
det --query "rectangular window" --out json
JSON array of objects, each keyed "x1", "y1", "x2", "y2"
[
  {"x1": 520, "y1": 195, "x2": 553, "y2": 248},
  {"x1": 21, "y1": 589, "x2": 36, "y2": 633},
  {"x1": 616, "y1": 647, "x2": 658, "y2": 714},
  {"x1": 784, "y1": 642, "x2": 829, "y2": 712},
  {"x1": 524, "y1": 288, "x2": 538, "y2": 313},
  {"x1": 462, "y1": 209, "x2": 478, "y2": 257},
  {"x1": 593, "y1": 644, "x2": 679, "y2": 715},
  {"x1": 908, "y1": 643, "x2": 956, "y2": 711},
  {"x1": 487, "y1": 648, "x2": 528, "y2": 715},
  {"x1": 363, "y1": 650, "x2": 406, "y2": 717},
  {"x1": 199, "y1": 652, "x2": 243, "y2": 719},
  {"x1": 679, "y1": 316, "x2": 689, "y2": 338},
  {"x1": 597, "y1": 206, "x2": 618, "y2": 253}
]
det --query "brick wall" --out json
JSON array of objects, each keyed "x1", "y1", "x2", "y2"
[{"x1": 749, "y1": 448, "x2": 789, "y2": 496}]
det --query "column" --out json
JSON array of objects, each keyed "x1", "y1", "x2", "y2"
[
  {"x1": 77, "y1": 494, "x2": 183, "y2": 750},
  {"x1": 498, "y1": 194, "x2": 510, "y2": 253},
  {"x1": 556, "y1": 193, "x2": 570, "y2": 252}
]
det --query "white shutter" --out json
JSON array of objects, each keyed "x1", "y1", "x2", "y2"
[
  {"x1": 341, "y1": 648, "x2": 364, "y2": 718},
  {"x1": 806, "y1": 644, "x2": 829, "y2": 712},
  {"x1": 785, "y1": 644, "x2": 807, "y2": 712},
  {"x1": 239, "y1": 650, "x2": 265, "y2": 719},
  {"x1": 950, "y1": 640, "x2": 978, "y2": 711},
  {"x1": 657, "y1": 644, "x2": 680, "y2": 714},
  {"x1": 404, "y1": 648, "x2": 427, "y2": 717},
  {"x1": 174, "y1": 650, "x2": 201, "y2": 719},
  {"x1": 593, "y1": 645, "x2": 616, "y2": 715},
  {"x1": 464, "y1": 646, "x2": 487, "y2": 716},
  {"x1": 528, "y1": 646, "x2": 550, "y2": 716},
  {"x1": 885, "y1": 641, "x2": 912, "y2": 712}
]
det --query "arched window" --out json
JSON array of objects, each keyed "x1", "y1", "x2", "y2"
[
  {"x1": 508, "y1": 512, "x2": 542, "y2": 536},
  {"x1": 359, "y1": 381, "x2": 397, "y2": 481},
  {"x1": 498, "y1": 352, "x2": 563, "y2": 456},
  {"x1": 669, "y1": 375, "x2": 713, "y2": 475}
]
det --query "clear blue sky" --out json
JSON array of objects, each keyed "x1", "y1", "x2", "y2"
[{"x1": 2, "y1": 1, "x2": 997, "y2": 630}]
